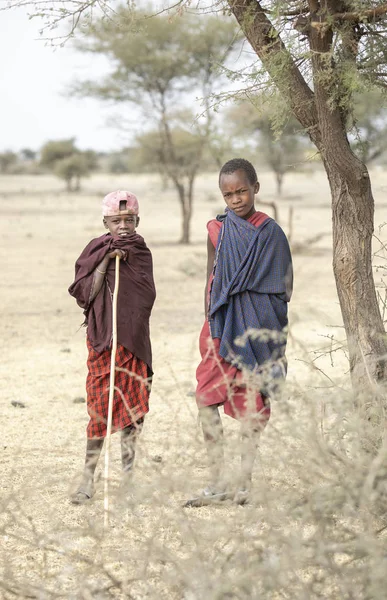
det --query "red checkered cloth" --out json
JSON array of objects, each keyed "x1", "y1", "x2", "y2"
[
  {"x1": 86, "y1": 337, "x2": 150, "y2": 438},
  {"x1": 196, "y1": 320, "x2": 270, "y2": 427}
]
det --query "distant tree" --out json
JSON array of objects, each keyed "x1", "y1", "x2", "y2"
[
  {"x1": 109, "y1": 153, "x2": 129, "y2": 174},
  {"x1": 82, "y1": 149, "x2": 98, "y2": 170},
  {"x1": 72, "y1": 8, "x2": 239, "y2": 243},
  {"x1": 136, "y1": 124, "x2": 208, "y2": 235},
  {"x1": 0, "y1": 151, "x2": 17, "y2": 174},
  {"x1": 40, "y1": 139, "x2": 97, "y2": 191},
  {"x1": 227, "y1": 98, "x2": 308, "y2": 195},
  {"x1": 40, "y1": 139, "x2": 77, "y2": 168},
  {"x1": 54, "y1": 153, "x2": 93, "y2": 192},
  {"x1": 20, "y1": 148, "x2": 37, "y2": 161}
]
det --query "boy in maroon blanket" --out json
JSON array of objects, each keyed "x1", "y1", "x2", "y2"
[{"x1": 68, "y1": 190, "x2": 156, "y2": 504}]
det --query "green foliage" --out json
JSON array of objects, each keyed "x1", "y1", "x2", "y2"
[
  {"x1": 220, "y1": 0, "x2": 387, "y2": 141},
  {"x1": 136, "y1": 126, "x2": 205, "y2": 180},
  {"x1": 20, "y1": 148, "x2": 37, "y2": 161},
  {"x1": 108, "y1": 153, "x2": 130, "y2": 174},
  {"x1": 0, "y1": 149, "x2": 41, "y2": 175},
  {"x1": 40, "y1": 139, "x2": 97, "y2": 191},
  {"x1": 73, "y1": 6, "x2": 240, "y2": 242},
  {"x1": 81, "y1": 149, "x2": 98, "y2": 171},
  {"x1": 0, "y1": 151, "x2": 17, "y2": 174},
  {"x1": 227, "y1": 96, "x2": 310, "y2": 194},
  {"x1": 76, "y1": 8, "x2": 239, "y2": 104},
  {"x1": 40, "y1": 138, "x2": 77, "y2": 167},
  {"x1": 54, "y1": 154, "x2": 92, "y2": 191}
]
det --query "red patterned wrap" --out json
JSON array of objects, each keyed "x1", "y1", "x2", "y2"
[
  {"x1": 86, "y1": 337, "x2": 150, "y2": 438},
  {"x1": 196, "y1": 321, "x2": 270, "y2": 426},
  {"x1": 195, "y1": 211, "x2": 271, "y2": 427}
]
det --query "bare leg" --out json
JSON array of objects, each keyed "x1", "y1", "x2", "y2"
[
  {"x1": 184, "y1": 406, "x2": 229, "y2": 506},
  {"x1": 71, "y1": 437, "x2": 104, "y2": 504},
  {"x1": 199, "y1": 405, "x2": 224, "y2": 490},
  {"x1": 121, "y1": 418, "x2": 144, "y2": 474},
  {"x1": 237, "y1": 419, "x2": 262, "y2": 504}
]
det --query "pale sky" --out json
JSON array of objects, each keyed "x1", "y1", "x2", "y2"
[{"x1": 0, "y1": 6, "x2": 132, "y2": 153}]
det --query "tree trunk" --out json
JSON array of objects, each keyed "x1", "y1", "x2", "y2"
[
  {"x1": 306, "y1": 26, "x2": 387, "y2": 416},
  {"x1": 226, "y1": 0, "x2": 387, "y2": 443},
  {"x1": 275, "y1": 171, "x2": 283, "y2": 196},
  {"x1": 173, "y1": 181, "x2": 192, "y2": 244},
  {"x1": 323, "y1": 148, "x2": 387, "y2": 420},
  {"x1": 180, "y1": 201, "x2": 192, "y2": 244}
]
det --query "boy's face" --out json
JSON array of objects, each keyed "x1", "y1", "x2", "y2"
[
  {"x1": 103, "y1": 214, "x2": 139, "y2": 238},
  {"x1": 219, "y1": 169, "x2": 259, "y2": 220}
]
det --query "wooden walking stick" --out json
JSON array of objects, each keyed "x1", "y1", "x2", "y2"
[{"x1": 104, "y1": 254, "x2": 120, "y2": 528}]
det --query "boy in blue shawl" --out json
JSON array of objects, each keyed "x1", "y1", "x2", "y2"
[{"x1": 187, "y1": 158, "x2": 292, "y2": 506}]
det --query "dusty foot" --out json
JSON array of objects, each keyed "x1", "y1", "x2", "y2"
[
  {"x1": 184, "y1": 485, "x2": 234, "y2": 508},
  {"x1": 233, "y1": 488, "x2": 250, "y2": 505},
  {"x1": 118, "y1": 471, "x2": 134, "y2": 498},
  {"x1": 70, "y1": 476, "x2": 95, "y2": 505}
]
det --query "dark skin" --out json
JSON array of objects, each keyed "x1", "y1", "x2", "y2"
[
  {"x1": 72, "y1": 422, "x2": 144, "y2": 504},
  {"x1": 71, "y1": 212, "x2": 142, "y2": 505},
  {"x1": 90, "y1": 214, "x2": 139, "y2": 303},
  {"x1": 199, "y1": 169, "x2": 262, "y2": 497},
  {"x1": 203, "y1": 169, "x2": 259, "y2": 314}
]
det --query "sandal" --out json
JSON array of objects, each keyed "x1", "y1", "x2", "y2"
[
  {"x1": 184, "y1": 486, "x2": 233, "y2": 508},
  {"x1": 70, "y1": 479, "x2": 95, "y2": 505}
]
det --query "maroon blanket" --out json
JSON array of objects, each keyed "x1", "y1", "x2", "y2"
[{"x1": 68, "y1": 233, "x2": 156, "y2": 370}]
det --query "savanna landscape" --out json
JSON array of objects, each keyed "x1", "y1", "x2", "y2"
[{"x1": 2, "y1": 168, "x2": 387, "y2": 598}]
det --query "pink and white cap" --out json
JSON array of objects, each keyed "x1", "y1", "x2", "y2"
[{"x1": 102, "y1": 190, "x2": 139, "y2": 216}]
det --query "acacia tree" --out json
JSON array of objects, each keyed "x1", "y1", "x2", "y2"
[
  {"x1": 0, "y1": 151, "x2": 17, "y2": 173},
  {"x1": 7, "y1": 0, "x2": 387, "y2": 411},
  {"x1": 71, "y1": 9, "x2": 238, "y2": 243},
  {"x1": 40, "y1": 138, "x2": 97, "y2": 191},
  {"x1": 136, "y1": 120, "x2": 211, "y2": 237},
  {"x1": 216, "y1": 0, "x2": 387, "y2": 418}
]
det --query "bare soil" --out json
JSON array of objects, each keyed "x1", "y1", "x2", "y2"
[{"x1": 1, "y1": 169, "x2": 387, "y2": 598}]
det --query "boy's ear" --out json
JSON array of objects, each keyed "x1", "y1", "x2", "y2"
[
  {"x1": 254, "y1": 182, "x2": 260, "y2": 194},
  {"x1": 136, "y1": 216, "x2": 140, "y2": 227},
  {"x1": 103, "y1": 218, "x2": 108, "y2": 229}
]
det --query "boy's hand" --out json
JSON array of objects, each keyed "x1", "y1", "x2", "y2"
[{"x1": 107, "y1": 249, "x2": 127, "y2": 260}]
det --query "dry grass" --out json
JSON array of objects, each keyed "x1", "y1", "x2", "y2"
[{"x1": 1, "y1": 170, "x2": 387, "y2": 599}]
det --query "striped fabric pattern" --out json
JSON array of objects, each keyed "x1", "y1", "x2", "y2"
[{"x1": 86, "y1": 337, "x2": 150, "y2": 438}]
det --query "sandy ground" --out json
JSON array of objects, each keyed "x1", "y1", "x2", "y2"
[{"x1": 1, "y1": 169, "x2": 387, "y2": 598}]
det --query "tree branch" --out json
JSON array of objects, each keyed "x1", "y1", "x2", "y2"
[
  {"x1": 227, "y1": 0, "x2": 320, "y2": 144},
  {"x1": 333, "y1": 3, "x2": 387, "y2": 23}
]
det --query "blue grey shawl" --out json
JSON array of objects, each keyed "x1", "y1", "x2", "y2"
[{"x1": 208, "y1": 209, "x2": 292, "y2": 374}]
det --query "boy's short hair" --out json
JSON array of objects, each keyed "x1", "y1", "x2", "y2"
[{"x1": 219, "y1": 158, "x2": 258, "y2": 186}]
